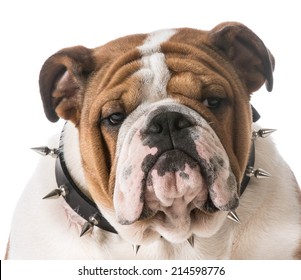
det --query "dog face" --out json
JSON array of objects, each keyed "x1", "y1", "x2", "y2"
[{"x1": 39, "y1": 22, "x2": 274, "y2": 244}]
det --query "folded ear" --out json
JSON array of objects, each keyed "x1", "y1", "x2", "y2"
[
  {"x1": 39, "y1": 46, "x2": 95, "y2": 124},
  {"x1": 209, "y1": 22, "x2": 275, "y2": 93}
]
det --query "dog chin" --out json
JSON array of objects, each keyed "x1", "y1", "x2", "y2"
[
  {"x1": 122, "y1": 210, "x2": 226, "y2": 245},
  {"x1": 151, "y1": 207, "x2": 224, "y2": 241}
]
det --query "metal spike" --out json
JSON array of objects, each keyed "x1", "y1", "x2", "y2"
[
  {"x1": 88, "y1": 214, "x2": 100, "y2": 226},
  {"x1": 227, "y1": 211, "x2": 241, "y2": 224},
  {"x1": 132, "y1": 244, "x2": 141, "y2": 256},
  {"x1": 79, "y1": 214, "x2": 101, "y2": 237},
  {"x1": 42, "y1": 189, "x2": 62, "y2": 199},
  {"x1": 42, "y1": 185, "x2": 68, "y2": 199},
  {"x1": 252, "y1": 129, "x2": 277, "y2": 139},
  {"x1": 187, "y1": 235, "x2": 195, "y2": 248},
  {"x1": 31, "y1": 146, "x2": 58, "y2": 158},
  {"x1": 80, "y1": 221, "x2": 94, "y2": 237},
  {"x1": 246, "y1": 166, "x2": 271, "y2": 179}
]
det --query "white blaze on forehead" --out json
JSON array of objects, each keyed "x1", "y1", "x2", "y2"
[
  {"x1": 137, "y1": 29, "x2": 176, "y2": 101},
  {"x1": 138, "y1": 29, "x2": 176, "y2": 55}
]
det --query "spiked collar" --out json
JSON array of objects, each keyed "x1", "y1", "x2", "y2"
[
  {"x1": 35, "y1": 105, "x2": 274, "y2": 236},
  {"x1": 38, "y1": 126, "x2": 118, "y2": 236},
  {"x1": 54, "y1": 147, "x2": 118, "y2": 235}
]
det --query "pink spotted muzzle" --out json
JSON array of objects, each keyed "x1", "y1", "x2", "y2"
[{"x1": 113, "y1": 103, "x2": 239, "y2": 228}]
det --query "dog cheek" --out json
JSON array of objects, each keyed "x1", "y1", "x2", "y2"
[
  {"x1": 113, "y1": 132, "x2": 158, "y2": 224},
  {"x1": 113, "y1": 159, "x2": 146, "y2": 225},
  {"x1": 113, "y1": 179, "x2": 144, "y2": 225},
  {"x1": 209, "y1": 171, "x2": 239, "y2": 211},
  {"x1": 193, "y1": 128, "x2": 239, "y2": 211}
]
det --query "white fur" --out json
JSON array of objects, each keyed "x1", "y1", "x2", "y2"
[
  {"x1": 137, "y1": 29, "x2": 176, "y2": 102},
  {"x1": 138, "y1": 29, "x2": 176, "y2": 55}
]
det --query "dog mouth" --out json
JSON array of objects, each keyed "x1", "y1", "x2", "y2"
[{"x1": 142, "y1": 149, "x2": 218, "y2": 218}]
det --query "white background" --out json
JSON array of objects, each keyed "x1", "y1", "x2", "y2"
[{"x1": 1, "y1": 0, "x2": 300, "y2": 259}]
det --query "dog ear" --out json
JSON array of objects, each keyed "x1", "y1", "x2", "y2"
[
  {"x1": 39, "y1": 46, "x2": 95, "y2": 124},
  {"x1": 209, "y1": 22, "x2": 275, "y2": 93}
]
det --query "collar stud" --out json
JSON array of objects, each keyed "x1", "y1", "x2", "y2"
[
  {"x1": 80, "y1": 213, "x2": 102, "y2": 237},
  {"x1": 246, "y1": 167, "x2": 271, "y2": 179},
  {"x1": 42, "y1": 185, "x2": 68, "y2": 199},
  {"x1": 187, "y1": 235, "x2": 195, "y2": 248},
  {"x1": 132, "y1": 244, "x2": 141, "y2": 256},
  {"x1": 31, "y1": 146, "x2": 59, "y2": 158},
  {"x1": 227, "y1": 211, "x2": 241, "y2": 224},
  {"x1": 252, "y1": 128, "x2": 276, "y2": 139}
]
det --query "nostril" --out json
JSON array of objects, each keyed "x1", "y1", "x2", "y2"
[
  {"x1": 148, "y1": 122, "x2": 163, "y2": 134},
  {"x1": 145, "y1": 113, "x2": 168, "y2": 135},
  {"x1": 174, "y1": 116, "x2": 192, "y2": 130}
]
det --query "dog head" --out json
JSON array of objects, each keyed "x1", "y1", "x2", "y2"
[{"x1": 39, "y1": 22, "x2": 274, "y2": 244}]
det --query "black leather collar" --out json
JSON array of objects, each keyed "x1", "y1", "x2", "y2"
[
  {"x1": 55, "y1": 105, "x2": 259, "y2": 234},
  {"x1": 239, "y1": 105, "x2": 259, "y2": 196},
  {"x1": 239, "y1": 140, "x2": 255, "y2": 196},
  {"x1": 56, "y1": 134, "x2": 117, "y2": 234}
]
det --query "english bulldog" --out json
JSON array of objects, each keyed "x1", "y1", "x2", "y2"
[{"x1": 6, "y1": 22, "x2": 301, "y2": 259}]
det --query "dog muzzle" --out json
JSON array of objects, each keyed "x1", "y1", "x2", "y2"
[{"x1": 114, "y1": 102, "x2": 239, "y2": 226}]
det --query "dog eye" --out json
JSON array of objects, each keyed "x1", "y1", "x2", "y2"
[
  {"x1": 202, "y1": 97, "x2": 222, "y2": 109},
  {"x1": 108, "y1": 113, "x2": 126, "y2": 125}
]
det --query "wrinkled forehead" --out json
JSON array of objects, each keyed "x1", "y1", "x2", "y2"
[
  {"x1": 97, "y1": 29, "x2": 178, "y2": 97},
  {"x1": 135, "y1": 29, "x2": 177, "y2": 102},
  {"x1": 89, "y1": 28, "x2": 234, "y2": 114}
]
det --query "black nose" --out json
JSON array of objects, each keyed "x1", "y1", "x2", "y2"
[{"x1": 145, "y1": 111, "x2": 193, "y2": 136}]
